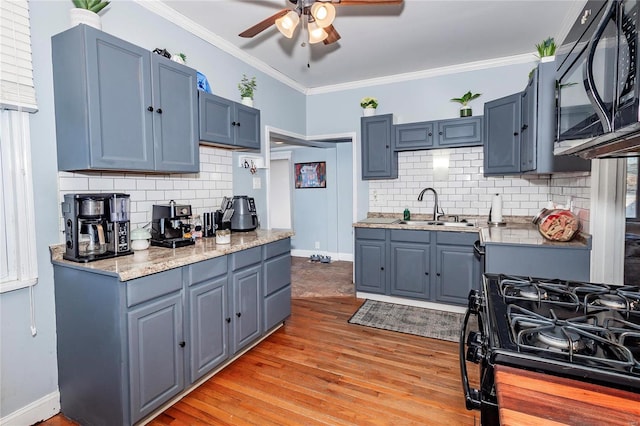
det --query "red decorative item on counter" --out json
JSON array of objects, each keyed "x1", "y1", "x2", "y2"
[{"x1": 533, "y1": 208, "x2": 580, "y2": 242}]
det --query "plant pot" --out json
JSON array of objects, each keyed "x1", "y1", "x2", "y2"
[
  {"x1": 241, "y1": 97, "x2": 254, "y2": 107},
  {"x1": 540, "y1": 55, "x2": 556, "y2": 63},
  {"x1": 70, "y1": 8, "x2": 102, "y2": 30},
  {"x1": 460, "y1": 107, "x2": 472, "y2": 117},
  {"x1": 363, "y1": 107, "x2": 376, "y2": 117}
]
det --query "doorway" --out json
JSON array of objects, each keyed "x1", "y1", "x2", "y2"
[{"x1": 269, "y1": 152, "x2": 293, "y2": 229}]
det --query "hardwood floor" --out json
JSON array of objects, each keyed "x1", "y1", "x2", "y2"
[{"x1": 42, "y1": 296, "x2": 478, "y2": 426}]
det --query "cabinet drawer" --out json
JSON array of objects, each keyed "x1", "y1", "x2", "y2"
[
  {"x1": 264, "y1": 254, "x2": 291, "y2": 296},
  {"x1": 355, "y1": 227, "x2": 386, "y2": 240},
  {"x1": 390, "y1": 229, "x2": 430, "y2": 243},
  {"x1": 264, "y1": 238, "x2": 290, "y2": 259},
  {"x1": 126, "y1": 268, "x2": 183, "y2": 307},
  {"x1": 188, "y1": 256, "x2": 227, "y2": 286},
  {"x1": 264, "y1": 285, "x2": 291, "y2": 331},
  {"x1": 231, "y1": 246, "x2": 262, "y2": 271},
  {"x1": 436, "y1": 231, "x2": 478, "y2": 245}
]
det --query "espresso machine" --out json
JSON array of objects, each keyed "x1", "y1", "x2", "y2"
[
  {"x1": 62, "y1": 193, "x2": 132, "y2": 262},
  {"x1": 150, "y1": 200, "x2": 195, "y2": 248}
]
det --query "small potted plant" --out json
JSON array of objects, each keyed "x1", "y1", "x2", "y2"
[
  {"x1": 360, "y1": 97, "x2": 378, "y2": 116},
  {"x1": 238, "y1": 74, "x2": 257, "y2": 107},
  {"x1": 171, "y1": 53, "x2": 187, "y2": 65},
  {"x1": 536, "y1": 37, "x2": 556, "y2": 62},
  {"x1": 70, "y1": 0, "x2": 110, "y2": 30},
  {"x1": 451, "y1": 91, "x2": 481, "y2": 117}
]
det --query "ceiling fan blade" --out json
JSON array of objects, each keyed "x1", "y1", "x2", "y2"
[
  {"x1": 238, "y1": 9, "x2": 289, "y2": 38},
  {"x1": 332, "y1": 0, "x2": 403, "y2": 5},
  {"x1": 323, "y1": 25, "x2": 341, "y2": 45}
]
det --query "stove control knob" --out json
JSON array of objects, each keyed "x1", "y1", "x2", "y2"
[
  {"x1": 467, "y1": 331, "x2": 483, "y2": 347},
  {"x1": 467, "y1": 290, "x2": 483, "y2": 314},
  {"x1": 466, "y1": 344, "x2": 484, "y2": 364}
]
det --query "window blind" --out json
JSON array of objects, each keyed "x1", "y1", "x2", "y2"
[{"x1": 0, "y1": 0, "x2": 37, "y2": 112}]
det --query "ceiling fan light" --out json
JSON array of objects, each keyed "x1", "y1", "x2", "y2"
[
  {"x1": 310, "y1": 2, "x2": 335, "y2": 28},
  {"x1": 307, "y1": 21, "x2": 328, "y2": 44},
  {"x1": 275, "y1": 11, "x2": 300, "y2": 38}
]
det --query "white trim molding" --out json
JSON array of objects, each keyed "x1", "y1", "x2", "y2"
[{"x1": 0, "y1": 391, "x2": 60, "y2": 426}]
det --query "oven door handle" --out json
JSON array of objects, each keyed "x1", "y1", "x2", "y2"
[{"x1": 459, "y1": 308, "x2": 482, "y2": 410}]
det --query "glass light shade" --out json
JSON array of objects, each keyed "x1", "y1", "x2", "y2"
[
  {"x1": 307, "y1": 21, "x2": 328, "y2": 44},
  {"x1": 310, "y1": 2, "x2": 335, "y2": 28},
  {"x1": 275, "y1": 11, "x2": 300, "y2": 38}
]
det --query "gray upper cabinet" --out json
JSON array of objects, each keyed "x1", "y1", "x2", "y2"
[
  {"x1": 394, "y1": 116, "x2": 482, "y2": 152},
  {"x1": 484, "y1": 61, "x2": 590, "y2": 176},
  {"x1": 484, "y1": 92, "x2": 522, "y2": 175},
  {"x1": 198, "y1": 92, "x2": 261, "y2": 150},
  {"x1": 52, "y1": 24, "x2": 199, "y2": 173},
  {"x1": 361, "y1": 114, "x2": 398, "y2": 180}
]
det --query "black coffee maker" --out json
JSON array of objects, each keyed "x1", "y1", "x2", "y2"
[
  {"x1": 150, "y1": 200, "x2": 195, "y2": 248},
  {"x1": 62, "y1": 193, "x2": 132, "y2": 262}
]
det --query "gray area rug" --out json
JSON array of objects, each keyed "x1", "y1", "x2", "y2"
[{"x1": 348, "y1": 299, "x2": 466, "y2": 342}]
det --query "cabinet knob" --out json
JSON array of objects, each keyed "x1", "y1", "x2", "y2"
[
  {"x1": 385, "y1": 145, "x2": 389, "y2": 148},
  {"x1": 156, "y1": 108, "x2": 163, "y2": 114},
  {"x1": 236, "y1": 122, "x2": 240, "y2": 127},
  {"x1": 236, "y1": 312, "x2": 242, "y2": 317},
  {"x1": 147, "y1": 106, "x2": 153, "y2": 112},
  {"x1": 226, "y1": 317, "x2": 231, "y2": 323},
  {"x1": 425, "y1": 272, "x2": 429, "y2": 276},
  {"x1": 232, "y1": 121, "x2": 237, "y2": 126},
  {"x1": 439, "y1": 131, "x2": 443, "y2": 135},
  {"x1": 521, "y1": 124, "x2": 529, "y2": 131},
  {"x1": 428, "y1": 132, "x2": 432, "y2": 136},
  {"x1": 179, "y1": 341, "x2": 186, "y2": 348},
  {"x1": 436, "y1": 273, "x2": 441, "y2": 277},
  {"x1": 513, "y1": 132, "x2": 519, "y2": 136},
  {"x1": 380, "y1": 266, "x2": 384, "y2": 271}
]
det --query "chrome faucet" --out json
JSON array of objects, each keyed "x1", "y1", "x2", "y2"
[{"x1": 417, "y1": 187, "x2": 445, "y2": 221}]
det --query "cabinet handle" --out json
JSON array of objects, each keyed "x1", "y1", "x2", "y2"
[
  {"x1": 236, "y1": 122, "x2": 240, "y2": 127},
  {"x1": 513, "y1": 132, "x2": 519, "y2": 136},
  {"x1": 521, "y1": 124, "x2": 528, "y2": 131},
  {"x1": 156, "y1": 108, "x2": 163, "y2": 114},
  {"x1": 439, "y1": 131, "x2": 443, "y2": 135},
  {"x1": 232, "y1": 121, "x2": 237, "y2": 126},
  {"x1": 236, "y1": 312, "x2": 242, "y2": 317},
  {"x1": 226, "y1": 317, "x2": 231, "y2": 323},
  {"x1": 147, "y1": 106, "x2": 153, "y2": 112},
  {"x1": 428, "y1": 132, "x2": 432, "y2": 136},
  {"x1": 436, "y1": 273, "x2": 441, "y2": 277},
  {"x1": 179, "y1": 341, "x2": 186, "y2": 348}
]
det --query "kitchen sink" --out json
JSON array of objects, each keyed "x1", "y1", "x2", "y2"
[{"x1": 398, "y1": 220, "x2": 476, "y2": 228}]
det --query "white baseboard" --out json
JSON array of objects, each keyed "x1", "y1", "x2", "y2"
[
  {"x1": 356, "y1": 292, "x2": 467, "y2": 314},
  {"x1": 0, "y1": 391, "x2": 60, "y2": 426},
  {"x1": 291, "y1": 249, "x2": 353, "y2": 262}
]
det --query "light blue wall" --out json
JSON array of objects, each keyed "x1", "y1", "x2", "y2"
[{"x1": 0, "y1": 0, "x2": 305, "y2": 418}]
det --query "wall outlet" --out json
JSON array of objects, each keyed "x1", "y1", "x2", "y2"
[
  {"x1": 314, "y1": 241, "x2": 320, "y2": 249},
  {"x1": 252, "y1": 177, "x2": 261, "y2": 189}
]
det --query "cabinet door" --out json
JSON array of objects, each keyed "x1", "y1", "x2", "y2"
[
  {"x1": 437, "y1": 117, "x2": 483, "y2": 147},
  {"x1": 128, "y1": 291, "x2": 184, "y2": 423},
  {"x1": 188, "y1": 275, "x2": 228, "y2": 384},
  {"x1": 394, "y1": 121, "x2": 434, "y2": 151},
  {"x1": 435, "y1": 245, "x2": 480, "y2": 305},
  {"x1": 198, "y1": 92, "x2": 234, "y2": 146},
  {"x1": 355, "y1": 239, "x2": 386, "y2": 294},
  {"x1": 231, "y1": 264, "x2": 262, "y2": 354},
  {"x1": 484, "y1": 93, "x2": 522, "y2": 175},
  {"x1": 53, "y1": 26, "x2": 155, "y2": 171},
  {"x1": 234, "y1": 103, "x2": 261, "y2": 150},
  {"x1": 152, "y1": 55, "x2": 199, "y2": 172},
  {"x1": 389, "y1": 242, "x2": 431, "y2": 299},
  {"x1": 520, "y1": 72, "x2": 537, "y2": 172},
  {"x1": 361, "y1": 114, "x2": 397, "y2": 180}
]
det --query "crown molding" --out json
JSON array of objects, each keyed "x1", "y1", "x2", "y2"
[
  {"x1": 134, "y1": 0, "x2": 307, "y2": 94},
  {"x1": 306, "y1": 52, "x2": 537, "y2": 95}
]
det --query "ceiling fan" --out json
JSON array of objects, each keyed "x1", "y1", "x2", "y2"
[{"x1": 239, "y1": 0, "x2": 403, "y2": 46}]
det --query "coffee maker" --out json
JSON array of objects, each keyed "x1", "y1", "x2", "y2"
[
  {"x1": 150, "y1": 200, "x2": 195, "y2": 248},
  {"x1": 62, "y1": 193, "x2": 132, "y2": 262},
  {"x1": 230, "y1": 195, "x2": 258, "y2": 231}
]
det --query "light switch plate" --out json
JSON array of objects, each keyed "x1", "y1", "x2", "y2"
[{"x1": 253, "y1": 177, "x2": 261, "y2": 189}]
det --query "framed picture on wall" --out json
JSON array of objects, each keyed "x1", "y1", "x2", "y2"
[{"x1": 294, "y1": 162, "x2": 326, "y2": 188}]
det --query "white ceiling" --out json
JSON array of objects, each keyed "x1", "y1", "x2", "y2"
[{"x1": 154, "y1": 0, "x2": 586, "y2": 91}]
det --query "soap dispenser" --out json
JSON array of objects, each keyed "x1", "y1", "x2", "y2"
[{"x1": 403, "y1": 207, "x2": 410, "y2": 221}]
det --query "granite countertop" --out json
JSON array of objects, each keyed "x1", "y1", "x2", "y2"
[
  {"x1": 50, "y1": 229, "x2": 294, "y2": 282},
  {"x1": 354, "y1": 214, "x2": 590, "y2": 248}
]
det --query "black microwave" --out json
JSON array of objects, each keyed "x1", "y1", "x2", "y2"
[{"x1": 555, "y1": 0, "x2": 640, "y2": 158}]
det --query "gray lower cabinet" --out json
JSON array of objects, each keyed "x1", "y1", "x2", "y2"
[
  {"x1": 355, "y1": 228, "x2": 387, "y2": 294},
  {"x1": 394, "y1": 116, "x2": 483, "y2": 151},
  {"x1": 435, "y1": 232, "x2": 480, "y2": 305},
  {"x1": 52, "y1": 24, "x2": 199, "y2": 173},
  {"x1": 389, "y1": 230, "x2": 431, "y2": 299},
  {"x1": 483, "y1": 61, "x2": 590, "y2": 176},
  {"x1": 198, "y1": 92, "x2": 261, "y2": 150},
  {"x1": 355, "y1": 228, "x2": 480, "y2": 306},
  {"x1": 53, "y1": 238, "x2": 291, "y2": 426},
  {"x1": 263, "y1": 239, "x2": 292, "y2": 330},
  {"x1": 187, "y1": 257, "x2": 229, "y2": 384},
  {"x1": 361, "y1": 114, "x2": 397, "y2": 180}
]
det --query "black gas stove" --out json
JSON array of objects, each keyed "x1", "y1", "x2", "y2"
[{"x1": 460, "y1": 273, "x2": 640, "y2": 425}]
